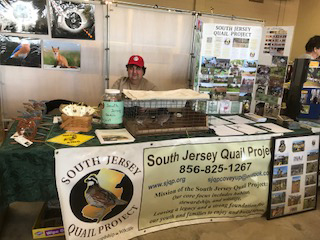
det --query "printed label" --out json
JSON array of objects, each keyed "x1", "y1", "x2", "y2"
[{"x1": 102, "y1": 101, "x2": 124, "y2": 124}]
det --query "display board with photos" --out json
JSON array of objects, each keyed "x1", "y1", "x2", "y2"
[
  {"x1": 196, "y1": 22, "x2": 263, "y2": 113},
  {"x1": 267, "y1": 134, "x2": 319, "y2": 219},
  {"x1": 252, "y1": 26, "x2": 294, "y2": 119},
  {"x1": 253, "y1": 60, "x2": 287, "y2": 119}
]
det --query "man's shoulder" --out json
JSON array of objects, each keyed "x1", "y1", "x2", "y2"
[
  {"x1": 112, "y1": 76, "x2": 128, "y2": 89},
  {"x1": 298, "y1": 53, "x2": 313, "y2": 59}
]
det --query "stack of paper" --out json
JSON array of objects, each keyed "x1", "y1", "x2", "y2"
[{"x1": 244, "y1": 113, "x2": 267, "y2": 122}]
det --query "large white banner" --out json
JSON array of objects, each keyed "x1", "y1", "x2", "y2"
[{"x1": 55, "y1": 134, "x2": 276, "y2": 240}]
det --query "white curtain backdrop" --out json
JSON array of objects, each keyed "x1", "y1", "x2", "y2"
[{"x1": 108, "y1": 5, "x2": 195, "y2": 90}]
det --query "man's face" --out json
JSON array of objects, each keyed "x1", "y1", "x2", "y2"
[
  {"x1": 127, "y1": 65, "x2": 144, "y2": 85},
  {"x1": 314, "y1": 47, "x2": 320, "y2": 58}
]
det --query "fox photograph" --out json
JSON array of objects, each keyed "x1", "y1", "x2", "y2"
[
  {"x1": 0, "y1": 35, "x2": 41, "y2": 68},
  {"x1": 43, "y1": 40, "x2": 80, "y2": 71}
]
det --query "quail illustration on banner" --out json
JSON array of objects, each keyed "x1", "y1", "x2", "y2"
[{"x1": 83, "y1": 174, "x2": 127, "y2": 222}]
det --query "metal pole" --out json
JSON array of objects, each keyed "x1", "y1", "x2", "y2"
[
  {"x1": 199, "y1": 12, "x2": 264, "y2": 23},
  {"x1": 103, "y1": 3, "x2": 110, "y2": 90},
  {"x1": 188, "y1": 13, "x2": 198, "y2": 89},
  {"x1": 114, "y1": 1, "x2": 263, "y2": 23}
]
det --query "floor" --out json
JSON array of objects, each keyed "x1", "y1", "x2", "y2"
[{"x1": 1, "y1": 194, "x2": 320, "y2": 240}]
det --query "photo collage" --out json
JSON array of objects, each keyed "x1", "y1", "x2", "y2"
[
  {"x1": 251, "y1": 26, "x2": 293, "y2": 119},
  {"x1": 0, "y1": 0, "x2": 95, "y2": 70},
  {"x1": 199, "y1": 57, "x2": 257, "y2": 113},
  {"x1": 254, "y1": 57, "x2": 287, "y2": 119},
  {"x1": 197, "y1": 23, "x2": 262, "y2": 114},
  {"x1": 268, "y1": 134, "x2": 319, "y2": 219}
]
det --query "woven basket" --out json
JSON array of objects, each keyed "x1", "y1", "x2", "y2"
[{"x1": 60, "y1": 114, "x2": 92, "y2": 132}]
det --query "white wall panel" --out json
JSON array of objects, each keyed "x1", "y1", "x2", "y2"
[{"x1": 108, "y1": 6, "x2": 195, "y2": 90}]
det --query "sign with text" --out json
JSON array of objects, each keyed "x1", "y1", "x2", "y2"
[
  {"x1": 140, "y1": 141, "x2": 270, "y2": 229},
  {"x1": 196, "y1": 22, "x2": 262, "y2": 108},
  {"x1": 55, "y1": 135, "x2": 275, "y2": 240}
]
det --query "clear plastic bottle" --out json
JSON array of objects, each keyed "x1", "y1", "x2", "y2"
[{"x1": 101, "y1": 89, "x2": 124, "y2": 128}]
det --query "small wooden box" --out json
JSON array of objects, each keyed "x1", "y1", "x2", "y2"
[{"x1": 60, "y1": 114, "x2": 92, "y2": 132}]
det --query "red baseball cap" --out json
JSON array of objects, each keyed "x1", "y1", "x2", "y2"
[{"x1": 127, "y1": 55, "x2": 144, "y2": 68}]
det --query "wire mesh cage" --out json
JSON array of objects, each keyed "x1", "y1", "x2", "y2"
[{"x1": 123, "y1": 99, "x2": 208, "y2": 136}]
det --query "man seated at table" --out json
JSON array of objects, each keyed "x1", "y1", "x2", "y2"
[{"x1": 112, "y1": 55, "x2": 158, "y2": 91}]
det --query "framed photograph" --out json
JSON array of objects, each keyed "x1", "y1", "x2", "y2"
[
  {"x1": 95, "y1": 129, "x2": 135, "y2": 145},
  {"x1": 0, "y1": 0, "x2": 48, "y2": 34},
  {"x1": 43, "y1": 40, "x2": 81, "y2": 71},
  {"x1": 267, "y1": 133, "x2": 320, "y2": 219},
  {"x1": 49, "y1": 0, "x2": 95, "y2": 40},
  {"x1": 0, "y1": 35, "x2": 41, "y2": 68}
]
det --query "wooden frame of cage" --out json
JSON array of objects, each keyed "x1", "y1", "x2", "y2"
[{"x1": 124, "y1": 107, "x2": 208, "y2": 136}]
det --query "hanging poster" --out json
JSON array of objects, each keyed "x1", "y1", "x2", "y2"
[
  {"x1": 43, "y1": 40, "x2": 81, "y2": 71},
  {"x1": 252, "y1": 26, "x2": 294, "y2": 117},
  {"x1": 55, "y1": 134, "x2": 275, "y2": 240},
  {"x1": 198, "y1": 23, "x2": 262, "y2": 113},
  {"x1": 0, "y1": 0, "x2": 48, "y2": 34},
  {"x1": 0, "y1": 35, "x2": 41, "y2": 68},
  {"x1": 49, "y1": 0, "x2": 95, "y2": 40},
  {"x1": 267, "y1": 134, "x2": 319, "y2": 219}
]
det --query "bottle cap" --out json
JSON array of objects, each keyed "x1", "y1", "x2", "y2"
[{"x1": 105, "y1": 89, "x2": 120, "y2": 94}]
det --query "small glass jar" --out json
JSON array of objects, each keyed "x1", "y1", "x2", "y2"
[{"x1": 101, "y1": 89, "x2": 124, "y2": 128}]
